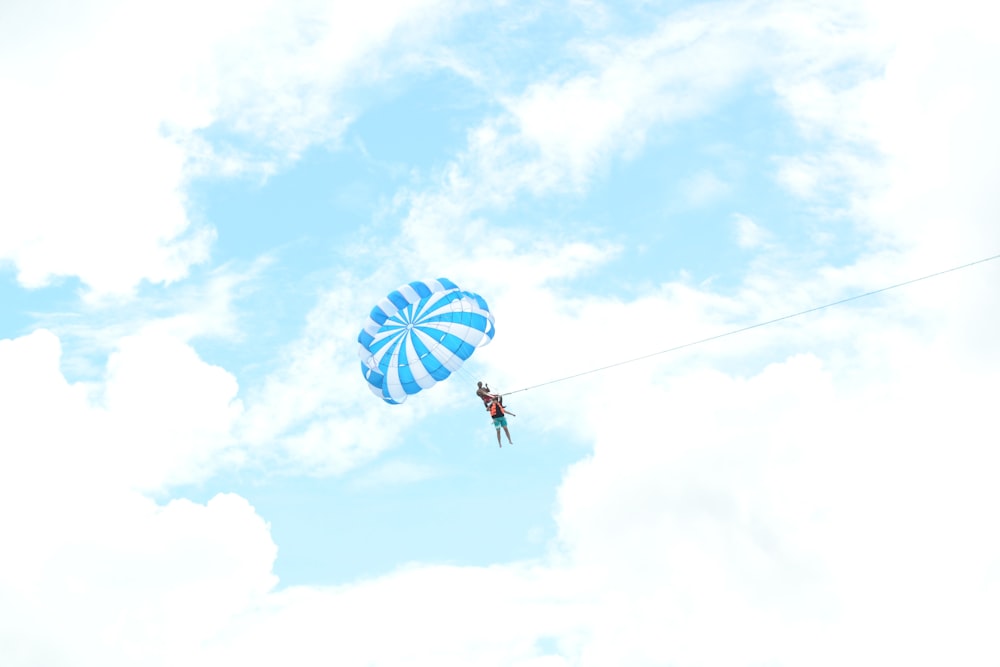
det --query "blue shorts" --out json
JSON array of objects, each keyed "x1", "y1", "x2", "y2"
[{"x1": 492, "y1": 416, "x2": 508, "y2": 429}]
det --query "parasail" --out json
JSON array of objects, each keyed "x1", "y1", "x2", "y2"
[{"x1": 358, "y1": 278, "x2": 495, "y2": 404}]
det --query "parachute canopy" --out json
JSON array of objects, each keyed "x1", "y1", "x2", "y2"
[{"x1": 358, "y1": 278, "x2": 495, "y2": 404}]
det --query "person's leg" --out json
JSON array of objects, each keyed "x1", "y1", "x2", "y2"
[
  {"x1": 503, "y1": 425, "x2": 512, "y2": 444},
  {"x1": 496, "y1": 427, "x2": 502, "y2": 447}
]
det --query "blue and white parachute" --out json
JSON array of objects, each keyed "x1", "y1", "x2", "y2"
[{"x1": 358, "y1": 278, "x2": 495, "y2": 404}]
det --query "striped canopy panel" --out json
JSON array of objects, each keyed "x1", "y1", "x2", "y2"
[{"x1": 358, "y1": 278, "x2": 495, "y2": 404}]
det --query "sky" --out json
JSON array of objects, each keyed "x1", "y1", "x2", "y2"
[{"x1": 1, "y1": 0, "x2": 999, "y2": 665}]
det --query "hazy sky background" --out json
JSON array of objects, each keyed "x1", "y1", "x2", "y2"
[{"x1": 2, "y1": 0, "x2": 999, "y2": 665}]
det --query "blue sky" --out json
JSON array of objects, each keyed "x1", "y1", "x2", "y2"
[{"x1": 2, "y1": 1, "x2": 1000, "y2": 665}]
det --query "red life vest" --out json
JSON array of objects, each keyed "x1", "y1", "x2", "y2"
[{"x1": 489, "y1": 400, "x2": 504, "y2": 418}]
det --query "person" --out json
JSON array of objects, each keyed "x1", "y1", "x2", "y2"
[
  {"x1": 488, "y1": 396, "x2": 514, "y2": 447},
  {"x1": 476, "y1": 381, "x2": 499, "y2": 411}
]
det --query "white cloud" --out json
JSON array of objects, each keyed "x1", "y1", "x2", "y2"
[
  {"x1": 0, "y1": 0, "x2": 463, "y2": 297},
  {"x1": 503, "y1": 9, "x2": 756, "y2": 187},
  {"x1": 10, "y1": 297, "x2": 995, "y2": 666},
  {"x1": 101, "y1": 330, "x2": 245, "y2": 489},
  {"x1": 0, "y1": 0, "x2": 221, "y2": 297},
  {"x1": 733, "y1": 213, "x2": 772, "y2": 249},
  {"x1": 0, "y1": 327, "x2": 243, "y2": 497},
  {"x1": 0, "y1": 329, "x2": 274, "y2": 666},
  {"x1": 190, "y1": 563, "x2": 594, "y2": 667},
  {"x1": 237, "y1": 277, "x2": 429, "y2": 473},
  {"x1": 0, "y1": 490, "x2": 277, "y2": 667},
  {"x1": 3, "y1": 0, "x2": 1000, "y2": 665},
  {"x1": 858, "y1": 3, "x2": 1000, "y2": 260},
  {"x1": 207, "y1": 0, "x2": 462, "y2": 156},
  {"x1": 550, "y1": 334, "x2": 1000, "y2": 665}
]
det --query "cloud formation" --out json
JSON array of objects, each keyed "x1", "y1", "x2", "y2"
[
  {"x1": 0, "y1": 0, "x2": 459, "y2": 297},
  {"x1": 2, "y1": 0, "x2": 999, "y2": 665}
]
